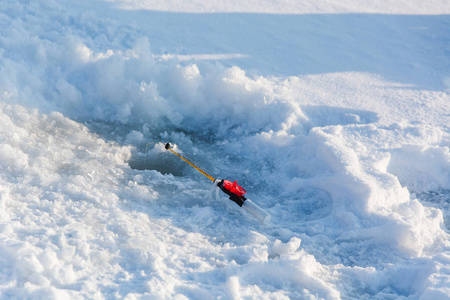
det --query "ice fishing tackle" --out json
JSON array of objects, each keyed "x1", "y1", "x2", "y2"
[{"x1": 164, "y1": 143, "x2": 270, "y2": 224}]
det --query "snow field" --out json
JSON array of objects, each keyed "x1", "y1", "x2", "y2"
[
  {"x1": 0, "y1": 0, "x2": 449, "y2": 298},
  {"x1": 0, "y1": 104, "x2": 340, "y2": 298},
  {"x1": 106, "y1": 0, "x2": 450, "y2": 15}
]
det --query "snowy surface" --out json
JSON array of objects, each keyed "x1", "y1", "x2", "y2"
[
  {"x1": 106, "y1": 0, "x2": 450, "y2": 15},
  {"x1": 0, "y1": 0, "x2": 450, "y2": 299}
]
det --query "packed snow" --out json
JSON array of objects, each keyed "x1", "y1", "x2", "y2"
[{"x1": 0, "y1": 0, "x2": 449, "y2": 299}]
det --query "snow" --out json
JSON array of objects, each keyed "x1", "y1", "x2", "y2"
[
  {"x1": 106, "y1": 0, "x2": 450, "y2": 15},
  {"x1": 0, "y1": 0, "x2": 449, "y2": 298}
]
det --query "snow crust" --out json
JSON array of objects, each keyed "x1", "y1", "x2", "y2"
[{"x1": 0, "y1": 0, "x2": 449, "y2": 298}]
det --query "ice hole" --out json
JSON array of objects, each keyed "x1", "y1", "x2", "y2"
[{"x1": 128, "y1": 149, "x2": 189, "y2": 176}]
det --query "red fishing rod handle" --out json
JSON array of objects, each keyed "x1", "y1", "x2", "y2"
[{"x1": 221, "y1": 180, "x2": 247, "y2": 197}]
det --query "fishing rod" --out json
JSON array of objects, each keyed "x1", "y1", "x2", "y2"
[{"x1": 164, "y1": 143, "x2": 270, "y2": 224}]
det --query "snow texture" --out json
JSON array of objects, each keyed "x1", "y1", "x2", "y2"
[{"x1": 0, "y1": 0, "x2": 449, "y2": 299}]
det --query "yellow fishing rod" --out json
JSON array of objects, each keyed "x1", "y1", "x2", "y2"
[
  {"x1": 164, "y1": 143, "x2": 270, "y2": 224},
  {"x1": 164, "y1": 142, "x2": 246, "y2": 202},
  {"x1": 164, "y1": 143, "x2": 215, "y2": 182}
]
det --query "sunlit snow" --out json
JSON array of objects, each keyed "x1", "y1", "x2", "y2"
[{"x1": 0, "y1": 0, "x2": 449, "y2": 299}]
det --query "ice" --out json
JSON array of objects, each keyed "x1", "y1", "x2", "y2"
[{"x1": 0, "y1": 0, "x2": 449, "y2": 298}]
